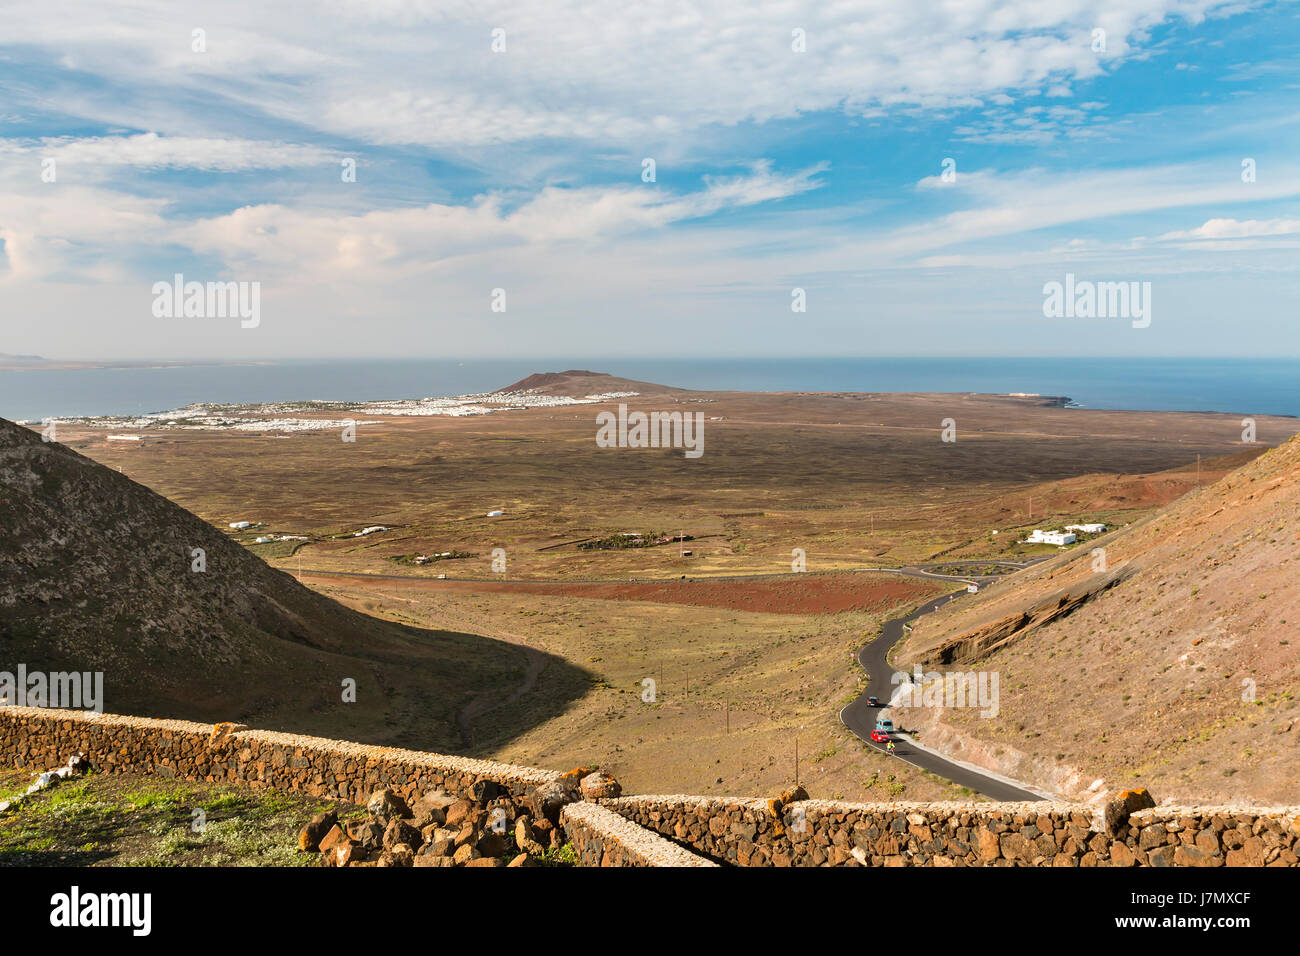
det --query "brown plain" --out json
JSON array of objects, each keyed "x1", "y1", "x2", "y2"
[{"x1": 40, "y1": 371, "x2": 1299, "y2": 803}]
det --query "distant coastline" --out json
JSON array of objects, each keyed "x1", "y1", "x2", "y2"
[
  {"x1": 3, "y1": 357, "x2": 1298, "y2": 421},
  {"x1": 0, "y1": 354, "x2": 273, "y2": 372}
]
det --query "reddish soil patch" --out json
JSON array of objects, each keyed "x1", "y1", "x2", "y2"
[
  {"x1": 552, "y1": 573, "x2": 946, "y2": 614},
  {"x1": 304, "y1": 571, "x2": 946, "y2": 615}
]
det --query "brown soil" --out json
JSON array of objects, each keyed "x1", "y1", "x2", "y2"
[
  {"x1": 895, "y1": 435, "x2": 1300, "y2": 805},
  {"x1": 19, "y1": 372, "x2": 1300, "y2": 803},
  {"x1": 301, "y1": 571, "x2": 944, "y2": 616}
]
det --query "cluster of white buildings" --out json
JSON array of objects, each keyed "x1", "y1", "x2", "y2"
[
  {"x1": 1024, "y1": 522, "x2": 1106, "y2": 547},
  {"x1": 228, "y1": 521, "x2": 310, "y2": 544},
  {"x1": 413, "y1": 552, "x2": 455, "y2": 565}
]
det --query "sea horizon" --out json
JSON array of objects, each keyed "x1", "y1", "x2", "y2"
[{"x1": 3, "y1": 356, "x2": 1298, "y2": 422}]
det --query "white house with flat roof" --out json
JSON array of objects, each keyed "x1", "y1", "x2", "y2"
[
  {"x1": 1026, "y1": 529, "x2": 1076, "y2": 546},
  {"x1": 1066, "y1": 523, "x2": 1106, "y2": 534}
]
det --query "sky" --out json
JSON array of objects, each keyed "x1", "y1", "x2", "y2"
[{"x1": 0, "y1": 0, "x2": 1298, "y2": 361}]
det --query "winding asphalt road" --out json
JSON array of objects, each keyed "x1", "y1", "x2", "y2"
[
  {"x1": 296, "y1": 559, "x2": 1048, "y2": 799},
  {"x1": 839, "y1": 567, "x2": 1046, "y2": 802}
]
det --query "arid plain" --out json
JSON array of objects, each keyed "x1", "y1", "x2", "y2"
[{"x1": 42, "y1": 371, "x2": 1299, "y2": 802}]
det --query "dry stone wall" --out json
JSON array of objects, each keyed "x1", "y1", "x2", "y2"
[
  {"x1": 561, "y1": 802, "x2": 717, "y2": 867},
  {"x1": 1114, "y1": 807, "x2": 1300, "y2": 867},
  {"x1": 602, "y1": 794, "x2": 1300, "y2": 867},
  {"x1": 0, "y1": 706, "x2": 560, "y2": 806},
  {"x1": 4, "y1": 708, "x2": 1297, "y2": 867}
]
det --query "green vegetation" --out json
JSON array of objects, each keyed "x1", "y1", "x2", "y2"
[
  {"x1": 534, "y1": 842, "x2": 579, "y2": 866},
  {"x1": 244, "y1": 538, "x2": 310, "y2": 560},
  {"x1": 577, "y1": 532, "x2": 692, "y2": 551},
  {"x1": 390, "y1": 550, "x2": 475, "y2": 566},
  {"x1": 0, "y1": 768, "x2": 343, "y2": 867}
]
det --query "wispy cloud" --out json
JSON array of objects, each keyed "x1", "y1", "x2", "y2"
[
  {"x1": 0, "y1": 134, "x2": 339, "y2": 172},
  {"x1": 1, "y1": 0, "x2": 1259, "y2": 149},
  {"x1": 2, "y1": 0, "x2": 1299, "y2": 359},
  {"x1": 1158, "y1": 216, "x2": 1300, "y2": 239}
]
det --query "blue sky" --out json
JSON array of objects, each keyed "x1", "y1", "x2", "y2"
[{"x1": 1, "y1": 0, "x2": 1298, "y2": 360}]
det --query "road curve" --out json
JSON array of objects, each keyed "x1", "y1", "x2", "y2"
[
  {"x1": 296, "y1": 560, "x2": 1047, "y2": 798},
  {"x1": 839, "y1": 586, "x2": 1046, "y2": 802}
]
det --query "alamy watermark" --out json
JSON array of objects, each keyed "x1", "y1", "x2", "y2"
[
  {"x1": 1042, "y1": 273, "x2": 1150, "y2": 328},
  {"x1": 0, "y1": 665, "x2": 103, "y2": 712},
  {"x1": 596, "y1": 404, "x2": 704, "y2": 459},
  {"x1": 152, "y1": 273, "x2": 260, "y2": 328},
  {"x1": 892, "y1": 665, "x2": 999, "y2": 718},
  {"x1": 50, "y1": 886, "x2": 150, "y2": 936}
]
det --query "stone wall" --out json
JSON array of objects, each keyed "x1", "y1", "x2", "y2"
[
  {"x1": 601, "y1": 794, "x2": 1300, "y2": 867},
  {"x1": 0, "y1": 706, "x2": 722, "y2": 866},
  {"x1": 1114, "y1": 807, "x2": 1300, "y2": 867},
  {"x1": 5, "y1": 707, "x2": 1297, "y2": 867},
  {"x1": 561, "y1": 802, "x2": 716, "y2": 867},
  {"x1": 0, "y1": 706, "x2": 561, "y2": 808}
]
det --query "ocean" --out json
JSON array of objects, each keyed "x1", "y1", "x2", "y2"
[{"x1": 1, "y1": 357, "x2": 1297, "y2": 422}]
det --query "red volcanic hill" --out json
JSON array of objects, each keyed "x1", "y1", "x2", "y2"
[{"x1": 500, "y1": 370, "x2": 686, "y2": 396}]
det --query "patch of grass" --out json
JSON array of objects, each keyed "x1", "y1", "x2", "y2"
[
  {"x1": 534, "y1": 842, "x2": 579, "y2": 867},
  {"x1": 122, "y1": 786, "x2": 186, "y2": 811},
  {"x1": 0, "y1": 769, "x2": 351, "y2": 867}
]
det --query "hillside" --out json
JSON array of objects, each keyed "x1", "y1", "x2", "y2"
[
  {"x1": 500, "y1": 369, "x2": 683, "y2": 396},
  {"x1": 0, "y1": 417, "x2": 584, "y2": 750},
  {"x1": 893, "y1": 434, "x2": 1300, "y2": 804}
]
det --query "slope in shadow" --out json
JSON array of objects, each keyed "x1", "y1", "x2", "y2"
[{"x1": 0, "y1": 417, "x2": 590, "y2": 753}]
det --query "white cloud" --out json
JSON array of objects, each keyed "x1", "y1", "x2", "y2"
[
  {"x1": 1, "y1": 0, "x2": 1257, "y2": 150},
  {"x1": 0, "y1": 134, "x2": 338, "y2": 172},
  {"x1": 876, "y1": 163, "x2": 1300, "y2": 262},
  {"x1": 3, "y1": 1, "x2": 1295, "y2": 360},
  {"x1": 0, "y1": 185, "x2": 171, "y2": 280},
  {"x1": 1158, "y1": 216, "x2": 1300, "y2": 239},
  {"x1": 0, "y1": 162, "x2": 827, "y2": 283}
]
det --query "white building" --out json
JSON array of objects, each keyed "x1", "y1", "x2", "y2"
[
  {"x1": 229, "y1": 521, "x2": 252, "y2": 530},
  {"x1": 1026, "y1": 529, "x2": 1076, "y2": 546},
  {"x1": 1066, "y1": 523, "x2": 1106, "y2": 534}
]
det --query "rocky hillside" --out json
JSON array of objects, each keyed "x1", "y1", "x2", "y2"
[
  {"x1": 0, "y1": 417, "x2": 576, "y2": 750},
  {"x1": 894, "y1": 435, "x2": 1300, "y2": 804}
]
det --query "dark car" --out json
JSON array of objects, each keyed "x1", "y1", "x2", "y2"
[{"x1": 868, "y1": 696, "x2": 880, "y2": 707}]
